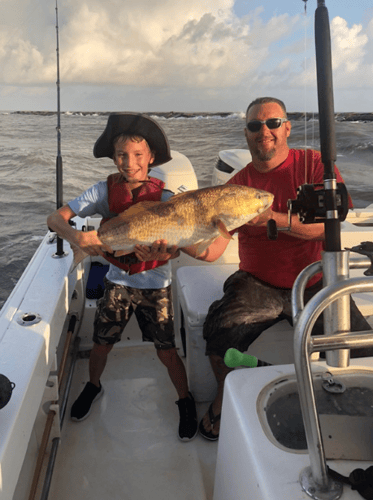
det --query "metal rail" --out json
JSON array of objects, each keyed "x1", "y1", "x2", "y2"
[{"x1": 292, "y1": 258, "x2": 373, "y2": 499}]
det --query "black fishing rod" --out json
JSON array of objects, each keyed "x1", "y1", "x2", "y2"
[
  {"x1": 314, "y1": 0, "x2": 341, "y2": 251},
  {"x1": 281, "y1": 0, "x2": 348, "y2": 247},
  {"x1": 55, "y1": 0, "x2": 64, "y2": 256}
]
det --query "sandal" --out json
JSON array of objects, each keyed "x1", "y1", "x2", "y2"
[{"x1": 199, "y1": 403, "x2": 221, "y2": 441}]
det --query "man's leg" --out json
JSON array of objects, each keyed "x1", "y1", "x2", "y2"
[
  {"x1": 200, "y1": 354, "x2": 233, "y2": 439},
  {"x1": 200, "y1": 271, "x2": 286, "y2": 440}
]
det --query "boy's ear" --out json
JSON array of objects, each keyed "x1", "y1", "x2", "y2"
[{"x1": 149, "y1": 151, "x2": 155, "y2": 164}]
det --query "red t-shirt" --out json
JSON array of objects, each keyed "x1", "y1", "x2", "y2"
[{"x1": 227, "y1": 149, "x2": 349, "y2": 288}]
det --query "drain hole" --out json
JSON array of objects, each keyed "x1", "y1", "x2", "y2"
[
  {"x1": 23, "y1": 314, "x2": 36, "y2": 322},
  {"x1": 17, "y1": 312, "x2": 42, "y2": 326}
]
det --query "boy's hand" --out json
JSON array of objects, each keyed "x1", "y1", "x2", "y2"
[
  {"x1": 134, "y1": 240, "x2": 180, "y2": 262},
  {"x1": 76, "y1": 230, "x2": 113, "y2": 257}
]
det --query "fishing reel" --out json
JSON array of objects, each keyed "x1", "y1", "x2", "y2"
[{"x1": 267, "y1": 183, "x2": 349, "y2": 240}]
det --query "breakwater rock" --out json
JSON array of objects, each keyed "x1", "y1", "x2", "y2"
[{"x1": 11, "y1": 110, "x2": 373, "y2": 122}]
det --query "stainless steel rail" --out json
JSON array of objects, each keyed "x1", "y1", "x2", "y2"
[{"x1": 291, "y1": 254, "x2": 373, "y2": 499}]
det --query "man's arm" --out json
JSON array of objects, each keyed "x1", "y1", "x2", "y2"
[
  {"x1": 134, "y1": 234, "x2": 231, "y2": 263},
  {"x1": 47, "y1": 205, "x2": 113, "y2": 257},
  {"x1": 247, "y1": 207, "x2": 325, "y2": 241},
  {"x1": 181, "y1": 235, "x2": 231, "y2": 261}
]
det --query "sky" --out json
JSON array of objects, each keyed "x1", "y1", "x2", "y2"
[{"x1": 1, "y1": 0, "x2": 373, "y2": 112}]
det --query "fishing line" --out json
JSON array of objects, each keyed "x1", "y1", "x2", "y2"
[{"x1": 302, "y1": 0, "x2": 316, "y2": 185}]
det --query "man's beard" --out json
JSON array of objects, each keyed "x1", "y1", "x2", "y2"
[{"x1": 254, "y1": 146, "x2": 276, "y2": 162}]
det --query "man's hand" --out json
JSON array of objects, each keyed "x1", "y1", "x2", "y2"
[
  {"x1": 246, "y1": 207, "x2": 274, "y2": 227},
  {"x1": 134, "y1": 239, "x2": 180, "y2": 262}
]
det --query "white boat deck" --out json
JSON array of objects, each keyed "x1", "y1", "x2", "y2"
[
  {"x1": 47, "y1": 344, "x2": 217, "y2": 500},
  {"x1": 4, "y1": 205, "x2": 373, "y2": 500}
]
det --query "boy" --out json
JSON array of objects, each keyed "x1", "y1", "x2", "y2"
[{"x1": 47, "y1": 113, "x2": 198, "y2": 441}]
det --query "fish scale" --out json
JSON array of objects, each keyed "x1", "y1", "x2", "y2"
[
  {"x1": 98, "y1": 184, "x2": 274, "y2": 254},
  {"x1": 72, "y1": 184, "x2": 274, "y2": 268}
]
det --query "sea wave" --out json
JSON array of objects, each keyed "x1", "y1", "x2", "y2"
[{"x1": 9, "y1": 110, "x2": 373, "y2": 123}]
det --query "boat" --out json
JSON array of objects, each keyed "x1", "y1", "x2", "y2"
[
  {"x1": 2, "y1": 141, "x2": 373, "y2": 499},
  {"x1": 3, "y1": 1, "x2": 373, "y2": 499}
]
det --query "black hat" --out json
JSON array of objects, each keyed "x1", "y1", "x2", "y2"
[{"x1": 93, "y1": 112, "x2": 172, "y2": 166}]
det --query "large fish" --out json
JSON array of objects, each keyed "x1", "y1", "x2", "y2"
[{"x1": 72, "y1": 184, "x2": 274, "y2": 268}]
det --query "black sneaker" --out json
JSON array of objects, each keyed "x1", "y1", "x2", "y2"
[
  {"x1": 175, "y1": 392, "x2": 198, "y2": 441},
  {"x1": 71, "y1": 382, "x2": 103, "y2": 422}
]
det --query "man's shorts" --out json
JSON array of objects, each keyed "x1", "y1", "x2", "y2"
[
  {"x1": 93, "y1": 278, "x2": 175, "y2": 350},
  {"x1": 203, "y1": 270, "x2": 371, "y2": 359}
]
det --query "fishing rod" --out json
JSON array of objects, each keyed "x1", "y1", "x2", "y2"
[
  {"x1": 314, "y1": 0, "x2": 342, "y2": 251},
  {"x1": 268, "y1": 0, "x2": 349, "y2": 242},
  {"x1": 268, "y1": 0, "x2": 348, "y2": 245},
  {"x1": 55, "y1": 0, "x2": 64, "y2": 256}
]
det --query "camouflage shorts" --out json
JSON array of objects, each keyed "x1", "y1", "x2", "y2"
[
  {"x1": 203, "y1": 270, "x2": 371, "y2": 359},
  {"x1": 93, "y1": 278, "x2": 175, "y2": 349}
]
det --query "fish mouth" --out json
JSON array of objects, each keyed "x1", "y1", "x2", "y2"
[{"x1": 256, "y1": 192, "x2": 274, "y2": 213}]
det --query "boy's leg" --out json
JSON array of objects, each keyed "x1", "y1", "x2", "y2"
[
  {"x1": 156, "y1": 347, "x2": 189, "y2": 399},
  {"x1": 89, "y1": 343, "x2": 114, "y2": 387},
  {"x1": 134, "y1": 286, "x2": 198, "y2": 440},
  {"x1": 71, "y1": 279, "x2": 132, "y2": 422}
]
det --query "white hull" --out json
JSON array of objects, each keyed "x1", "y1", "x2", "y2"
[{"x1": 2, "y1": 153, "x2": 373, "y2": 500}]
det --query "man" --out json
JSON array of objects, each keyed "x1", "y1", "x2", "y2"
[
  {"x1": 47, "y1": 113, "x2": 198, "y2": 441},
  {"x1": 182, "y1": 96, "x2": 371, "y2": 440}
]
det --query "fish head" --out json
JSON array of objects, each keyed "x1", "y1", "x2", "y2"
[{"x1": 213, "y1": 185, "x2": 274, "y2": 228}]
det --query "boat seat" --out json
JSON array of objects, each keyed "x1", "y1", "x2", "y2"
[
  {"x1": 175, "y1": 265, "x2": 295, "y2": 402},
  {"x1": 175, "y1": 264, "x2": 373, "y2": 403}
]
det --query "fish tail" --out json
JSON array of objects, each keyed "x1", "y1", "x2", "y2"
[{"x1": 69, "y1": 244, "x2": 89, "y2": 272}]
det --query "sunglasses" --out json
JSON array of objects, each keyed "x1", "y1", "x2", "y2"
[{"x1": 246, "y1": 117, "x2": 288, "y2": 133}]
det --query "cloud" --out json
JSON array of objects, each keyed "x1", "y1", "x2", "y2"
[
  {"x1": 1, "y1": 1, "x2": 373, "y2": 112},
  {"x1": 59, "y1": 1, "x2": 253, "y2": 87},
  {"x1": 257, "y1": 14, "x2": 373, "y2": 95},
  {"x1": 332, "y1": 17, "x2": 368, "y2": 73},
  {"x1": 0, "y1": 0, "x2": 299, "y2": 90}
]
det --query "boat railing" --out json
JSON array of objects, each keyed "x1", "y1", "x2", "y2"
[{"x1": 292, "y1": 250, "x2": 373, "y2": 499}]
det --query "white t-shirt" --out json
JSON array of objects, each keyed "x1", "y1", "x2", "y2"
[{"x1": 68, "y1": 180, "x2": 173, "y2": 289}]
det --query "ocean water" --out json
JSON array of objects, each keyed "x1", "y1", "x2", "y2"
[{"x1": 1, "y1": 111, "x2": 373, "y2": 309}]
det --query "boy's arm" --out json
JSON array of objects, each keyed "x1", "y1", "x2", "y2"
[
  {"x1": 133, "y1": 240, "x2": 180, "y2": 262},
  {"x1": 47, "y1": 205, "x2": 113, "y2": 257}
]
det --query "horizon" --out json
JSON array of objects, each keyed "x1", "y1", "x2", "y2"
[{"x1": 3, "y1": 110, "x2": 373, "y2": 116}]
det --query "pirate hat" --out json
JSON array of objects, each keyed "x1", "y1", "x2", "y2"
[{"x1": 93, "y1": 112, "x2": 172, "y2": 166}]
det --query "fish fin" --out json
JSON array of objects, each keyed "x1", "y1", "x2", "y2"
[
  {"x1": 114, "y1": 249, "x2": 132, "y2": 257},
  {"x1": 169, "y1": 189, "x2": 197, "y2": 200},
  {"x1": 215, "y1": 219, "x2": 233, "y2": 240},
  {"x1": 193, "y1": 238, "x2": 218, "y2": 257},
  {"x1": 69, "y1": 244, "x2": 89, "y2": 272}
]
